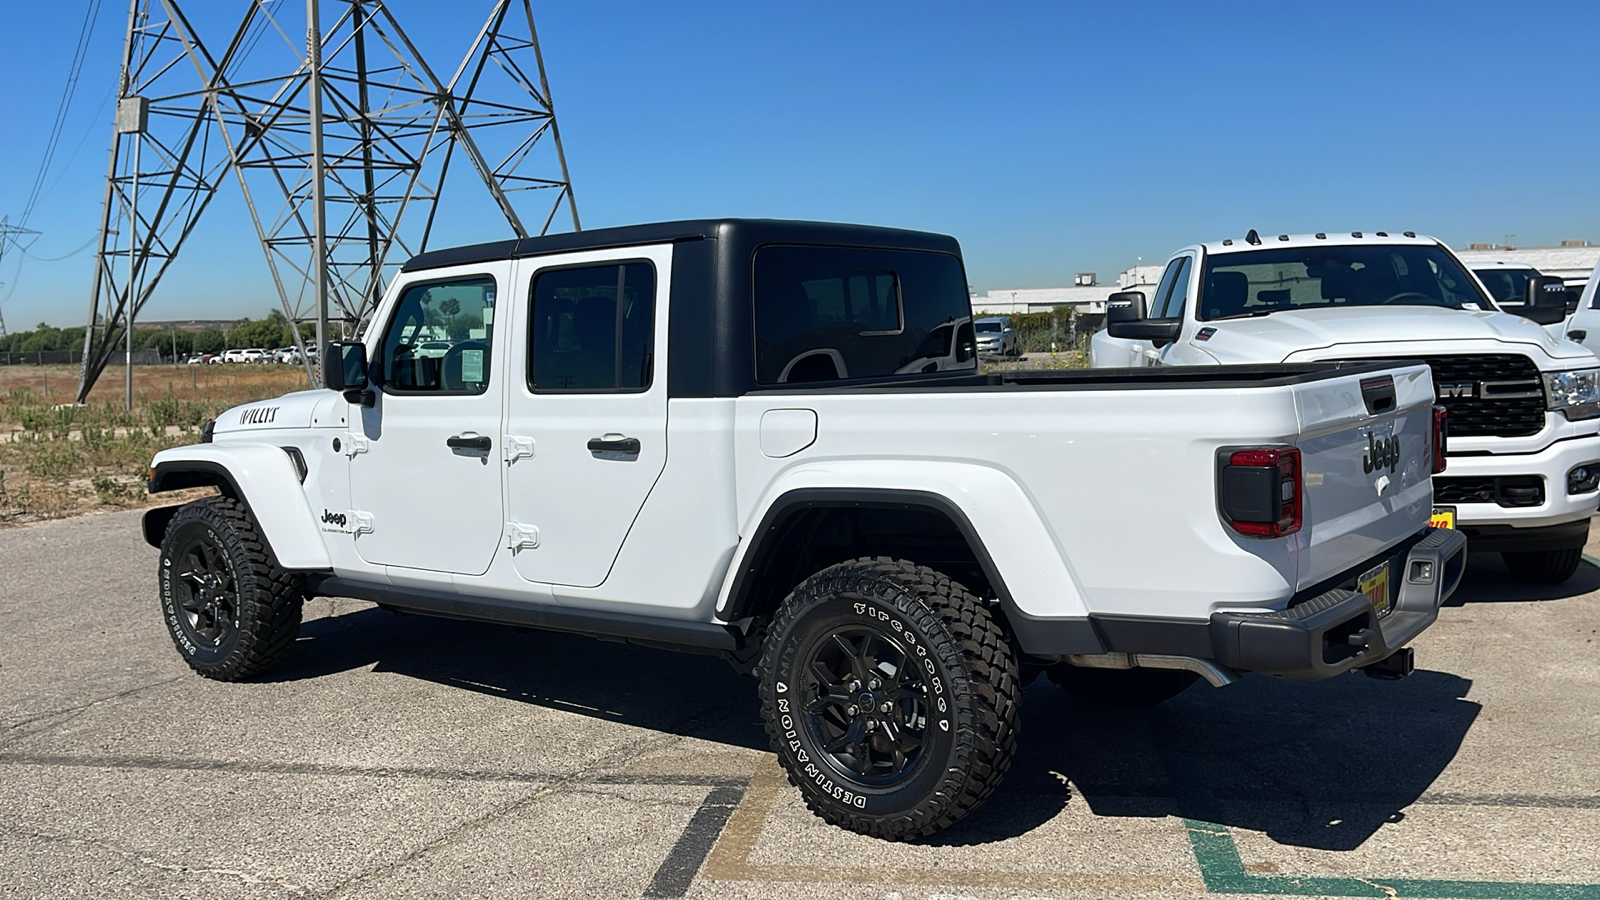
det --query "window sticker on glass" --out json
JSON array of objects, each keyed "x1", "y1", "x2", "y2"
[{"x1": 460, "y1": 349, "x2": 484, "y2": 383}]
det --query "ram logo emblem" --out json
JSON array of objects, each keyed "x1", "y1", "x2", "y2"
[{"x1": 1436, "y1": 383, "x2": 1474, "y2": 400}]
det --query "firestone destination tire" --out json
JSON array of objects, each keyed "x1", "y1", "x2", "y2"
[
  {"x1": 158, "y1": 497, "x2": 303, "y2": 681},
  {"x1": 757, "y1": 557, "x2": 1021, "y2": 840}
]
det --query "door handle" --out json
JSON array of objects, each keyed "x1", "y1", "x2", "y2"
[
  {"x1": 447, "y1": 433, "x2": 492, "y2": 451},
  {"x1": 587, "y1": 436, "x2": 641, "y2": 454}
]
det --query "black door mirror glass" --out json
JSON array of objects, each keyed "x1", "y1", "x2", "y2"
[{"x1": 326, "y1": 341, "x2": 369, "y2": 393}]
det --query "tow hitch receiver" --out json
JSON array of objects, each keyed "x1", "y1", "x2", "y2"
[{"x1": 1360, "y1": 646, "x2": 1415, "y2": 680}]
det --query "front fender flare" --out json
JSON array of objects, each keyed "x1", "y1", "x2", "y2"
[
  {"x1": 716, "y1": 461, "x2": 1092, "y2": 626},
  {"x1": 147, "y1": 443, "x2": 332, "y2": 571}
]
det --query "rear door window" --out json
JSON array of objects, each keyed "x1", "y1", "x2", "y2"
[
  {"x1": 528, "y1": 262, "x2": 656, "y2": 392},
  {"x1": 753, "y1": 246, "x2": 973, "y2": 384}
]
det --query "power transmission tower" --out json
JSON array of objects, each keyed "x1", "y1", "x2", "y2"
[
  {"x1": 0, "y1": 217, "x2": 44, "y2": 339},
  {"x1": 77, "y1": 0, "x2": 579, "y2": 401}
]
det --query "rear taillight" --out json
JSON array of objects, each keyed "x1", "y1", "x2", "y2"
[
  {"x1": 1219, "y1": 447, "x2": 1302, "y2": 538},
  {"x1": 1431, "y1": 405, "x2": 1448, "y2": 474}
]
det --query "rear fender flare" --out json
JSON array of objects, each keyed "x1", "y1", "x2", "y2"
[
  {"x1": 716, "y1": 461, "x2": 1091, "y2": 624},
  {"x1": 146, "y1": 444, "x2": 331, "y2": 571}
]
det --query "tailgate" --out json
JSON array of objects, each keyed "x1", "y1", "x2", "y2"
[{"x1": 1293, "y1": 363, "x2": 1435, "y2": 590}]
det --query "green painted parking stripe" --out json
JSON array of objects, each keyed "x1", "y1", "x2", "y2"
[
  {"x1": 1581, "y1": 554, "x2": 1600, "y2": 568},
  {"x1": 1184, "y1": 819, "x2": 1600, "y2": 899}
]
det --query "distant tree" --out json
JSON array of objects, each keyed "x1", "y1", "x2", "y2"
[
  {"x1": 230, "y1": 317, "x2": 288, "y2": 349},
  {"x1": 192, "y1": 328, "x2": 226, "y2": 354},
  {"x1": 439, "y1": 298, "x2": 461, "y2": 317}
]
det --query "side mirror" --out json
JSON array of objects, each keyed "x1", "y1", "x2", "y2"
[
  {"x1": 325, "y1": 341, "x2": 373, "y2": 405},
  {"x1": 1106, "y1": 290, "x2": 1148, "y2": 325},
  {"x1": 1105, "y1": 290, "x2": 1183, "y2": 346},
  {"x1": 1517, "y1": 275, "x2": 1570, "y2": 325}
]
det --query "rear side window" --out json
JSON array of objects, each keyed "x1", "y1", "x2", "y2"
[
  {"x1": 528, "y1": 262, "x2": 656, "y2": 392},
  {"x1": 753, "y1": 246, "x2": 974, "y2": 384}
]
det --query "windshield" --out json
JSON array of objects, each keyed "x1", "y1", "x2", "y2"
[
  {"x1": 975, "y1": 321, "x2": 1003, "y2": 333},
  {"x1": 1198, "y1": 245, "x2": 1489, "y2": 321},
  {"x1": 1473, "y1": 267, "x2": 1539, "y2": 304}
]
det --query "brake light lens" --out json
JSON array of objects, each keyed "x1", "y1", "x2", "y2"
[
  {"x1": 1431, "y1": 405, "x2": 1448, "y2": 474},
  {"x1": 1219, "y1": 447, "x2": 1303, "y2": 538}
]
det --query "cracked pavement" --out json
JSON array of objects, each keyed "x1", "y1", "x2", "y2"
[{"x1": 2, "y1": 509, "x2": 1598, "y2": 898}]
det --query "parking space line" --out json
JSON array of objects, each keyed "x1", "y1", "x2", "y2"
[
  {"x1": 695, "y1": 761, "x2": 1207, "y2": 894},
  {"x1": 1185, "y1": 818, "x2": 1600, "y2": 899},
  {"x1": 644, "y1": 786, "x2": 746, "y2": 898}
]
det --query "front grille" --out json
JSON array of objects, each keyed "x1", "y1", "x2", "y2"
[
  {"x1": 1342, "y1": 355, "x2": 1546, "y2": 438},
  {"x1": 1434, "y1": 475, "x2": 1544, "y2": 507}
]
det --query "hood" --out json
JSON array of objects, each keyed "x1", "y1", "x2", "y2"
[
  {"x1": 1195, "y1": 306, "x2": 1595, "y2": 365},
  {"x1": 212, "y1": 390, "x2": 345, "y2": 437}
]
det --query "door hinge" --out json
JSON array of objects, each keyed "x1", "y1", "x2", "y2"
[
  {"x1": 504, "y1": 435, "x2": 535, "y2": 465},
  {"x1": 351, "y1": 511, "x2": 374, "y2": 536},
  {"x1": 506, "y1": 523, "x2": 540, "y2": 552},
  {"x1": 343, "y1": 435, "x2": 369, "y2": 458}
]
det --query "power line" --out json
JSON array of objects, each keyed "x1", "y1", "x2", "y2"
[{"x1": 19, "y1": 0, "x2": 106, "y2": 229}]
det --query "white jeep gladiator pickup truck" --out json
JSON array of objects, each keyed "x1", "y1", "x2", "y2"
[
  {"x1": 1092, "y1": 230, "x2": 1600, "y2": 584},
  {"x1": 144, "y1": 219, "x2": 1463, "y2": 840}
]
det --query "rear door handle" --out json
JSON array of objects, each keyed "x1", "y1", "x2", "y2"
[
  {"x1": 447, "y1": 433, "x2": 492, "y2": 451},
  {"x1": 587, "y1": 436, "x2": 641, "y2": 454}
]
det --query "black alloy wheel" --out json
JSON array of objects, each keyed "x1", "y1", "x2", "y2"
[
  {"x1": 168, "y1": 532, "x2": 240, "y2": 651},
  {"x1": 800, "y1": 626, "x2": 930, "y2": 788}
]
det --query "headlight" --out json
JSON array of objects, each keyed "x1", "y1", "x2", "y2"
[{"x1": 1544, "y1": 368, "x2": 1600, "y2": 420}]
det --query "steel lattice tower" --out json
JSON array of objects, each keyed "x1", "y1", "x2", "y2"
[{"x1": 77, "y1": 0, "x2": 578, "y2": 400}]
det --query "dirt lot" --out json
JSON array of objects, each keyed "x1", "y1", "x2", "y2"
[{"x1": 0, "y1": 364, "x2": 308, "y2": 525}]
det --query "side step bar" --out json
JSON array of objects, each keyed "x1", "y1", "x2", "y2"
[{"x1": 306, "y1": 575, "x2": 745, "y2": 656}]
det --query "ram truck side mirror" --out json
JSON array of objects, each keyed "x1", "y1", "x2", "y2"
[
  {"x1": 326, "y1": 341, "x2": 375, "y2": 406},
  {"x1": 1516, "y1": 275, "x2": 1570, "y2": 326},
  {"x1": 1105, "y1": 290, "x2": 1183, "y2": 347}
]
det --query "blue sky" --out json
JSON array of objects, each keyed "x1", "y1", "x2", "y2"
[{"x1": 1, "y1": 0, "x2": 1596, "y2": 327}]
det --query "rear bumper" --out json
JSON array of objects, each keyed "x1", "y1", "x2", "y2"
[
  {"x1": 1210, "y1": 527, "x2": 1467, "y2": 680},
  {"x1": 1010, "y1": 527, "x2": 1468, "y2": 682}
]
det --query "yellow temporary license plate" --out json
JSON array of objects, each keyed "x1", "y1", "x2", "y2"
[
  {"x1": 1430, "y1": 506, "x2": 1456, "y2": 529},
  {"x1": 1358, "y1": 560, "x2": 1391, "y2": 617}
]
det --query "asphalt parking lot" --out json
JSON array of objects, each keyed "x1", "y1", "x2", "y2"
[{"x1": 3, "y1": 510, "x2": 1598, "y2": 899}]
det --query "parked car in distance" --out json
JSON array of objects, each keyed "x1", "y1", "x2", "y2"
[
  {"x1": 145, "y1": 218, "x2": 1462, "y2": 841},
  {"x1": 185, "y1": 353, "x2": 215, "y2": 365},
  {"x1": 974, "y1": 316, "x2": 1019, "y2": 357},
  {"x1": 239, "y1": 348, "x2": 269, "y2": 364},
  {"x1": 219, "y1": 349, "x2": 245, "y2": 363}
]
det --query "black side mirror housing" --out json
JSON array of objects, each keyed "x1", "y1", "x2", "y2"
[
  {"x1": 1105, "y1": 290, "x2": 1184, "y2": 347},
  {"x1": 1517, "y1": 275, "x2": 1570, "y2": 326},
  {"x1": 326, "y1": 341, "x2": 374, "y2": 405}
]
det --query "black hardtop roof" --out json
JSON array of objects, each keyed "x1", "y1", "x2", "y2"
[{"x1": 400, "y1": 218, "x2": 961, "y2": 272}]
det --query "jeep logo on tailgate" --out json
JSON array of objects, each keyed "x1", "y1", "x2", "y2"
[{"x1": 1363, "y1": 432, "x2": 1400, "y2": 474}]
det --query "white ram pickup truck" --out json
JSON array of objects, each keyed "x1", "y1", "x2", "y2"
[
  {"x1": 144, "y1": 219, "x2": 1463, "y2": 840},
  {"x1": 1092, "y1": 230, "x2": 1600, "y2": 584}
]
